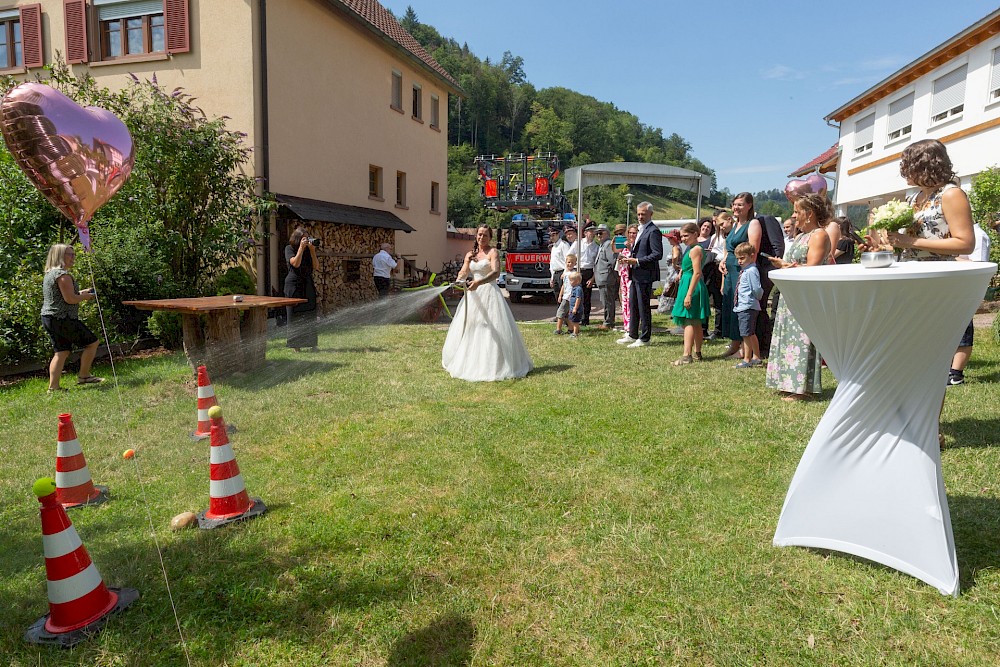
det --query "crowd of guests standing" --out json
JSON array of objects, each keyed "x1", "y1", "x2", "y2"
[{"x1": 544, "y1": 139, "x2": 989, "y2": 402}]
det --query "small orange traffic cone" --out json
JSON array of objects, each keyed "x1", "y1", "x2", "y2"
[
  {"x1": 196, "y1": 406, "x2": 266, "y2": 529},
  {"x1": 25, "y1": 478, "x2": 138, "y2": 648},
  {"x1": 191, "y1": 365, "x2": 235, "y2": 440},
  {"x1": 55, "y1": 413, "x2": 109, "y2": 509}
]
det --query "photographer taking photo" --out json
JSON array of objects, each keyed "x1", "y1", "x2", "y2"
[{"x1": 284, "y1": 226, "x2": 318, "y2": 351}]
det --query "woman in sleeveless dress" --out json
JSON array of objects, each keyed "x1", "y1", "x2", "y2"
[
  {"x1": 719, "y1": 193, "x2": 762, "y2": 357},
  {"x1": 764, "y1": 193, "x2": 831, "y2": 400},
  {"x1": 442, "y1": 225, "x2": 533, "y2": 382},
  {"x1": 670, "y1": 222, "x2": 710, "y2": 365},
  {"x1": 878, "y1": 139, "x2": 975, "y2": 389}
]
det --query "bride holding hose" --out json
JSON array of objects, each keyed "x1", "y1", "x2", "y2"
[{"x1": 442, "y1": 225, "x2": 533, "y2": 381}]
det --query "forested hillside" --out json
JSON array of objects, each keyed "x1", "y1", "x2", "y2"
[{"x1": 395, "y1": 8, "x2": 791, "y2": 225}]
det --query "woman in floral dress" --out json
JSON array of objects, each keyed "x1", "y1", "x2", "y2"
[
  {"x1": 764, "y1": 193, "x2": 831, "y2": 401},
  {"x1": 617, "y1": 224, "x2": 638, "y2": 333}
]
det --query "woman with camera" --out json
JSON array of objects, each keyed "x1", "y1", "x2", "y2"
[{"x1": 284, "y1": 226, "x2": 318, "y2": 351}]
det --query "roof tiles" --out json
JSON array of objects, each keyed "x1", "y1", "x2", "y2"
[
  {"x1": 336, "y1": 0, "x2": 460, "y2": 90},
  {"x1": 789, "y1": 144, "x2": 839, "y2": 177}
]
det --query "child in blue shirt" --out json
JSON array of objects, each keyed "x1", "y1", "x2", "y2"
[
  {"x1": 733, "y1": 242, "x2": 763, "y2": 368},
  {"x1": 554, "y1": 254, "x2": 577, "y2": 334},
  {"x1": 567, "y1": 271, "x2": 584, "y2": 338}
]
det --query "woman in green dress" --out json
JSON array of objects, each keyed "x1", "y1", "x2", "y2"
[
  {"x1": 671, "y1": 222, "x2": 710, "y2": 365},
  {"x1": 764, "y1": 193, "x2": 831, "y2": 400}
]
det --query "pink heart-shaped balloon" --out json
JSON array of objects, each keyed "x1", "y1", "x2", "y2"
[
  {"x1": 0, "y1": 82, "x2": 134, "y2": 250},
  {"x1": 784, "y1": 178, "x2": 811, "y2": 203},
  {"x1": 805, "y1": 172, "x2": 828, "y2": 198}
]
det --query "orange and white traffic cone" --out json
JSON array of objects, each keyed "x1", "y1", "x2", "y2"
[
  {"x1": 55, "y1": 413, "x2": 109, "y2": 509},
  {"x1": 191, "y1": 365, "x2": 235, "y2": 440},
  {"x1": 25, "y1": 478, "x2": 138, "y2": 648},
  {"x1": 196, "y1": 406, "x2": 266, "y2": 529}
]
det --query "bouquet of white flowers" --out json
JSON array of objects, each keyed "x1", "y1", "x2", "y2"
[
  {"x1": 865, "y1": 199, "x2": 915, "y2": 251},
  {"x1": 866, "y1": 199, "x2": 914, "y2": 232}
]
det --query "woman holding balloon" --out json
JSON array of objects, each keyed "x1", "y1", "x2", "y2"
[{"x1": 41, "y1": 244, "x2": 103, "y2": 393}]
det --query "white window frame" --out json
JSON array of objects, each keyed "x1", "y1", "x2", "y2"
[
  {"x1": 853, "y1": 112, "x2": 875, "y2": 157},
  {"x1": 886, "y1": 91, "x2": 914, "y2": 145},
  {"x1": 930, "y1": 64, "x2": 967, "y2": 126},
  {"x1": 988, "y1": 46, "x2": 1000, "y2": 105}
]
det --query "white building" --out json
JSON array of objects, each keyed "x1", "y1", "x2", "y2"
[{"x1": 801, "y1": 9, "x2": 1000, "y2": 213}]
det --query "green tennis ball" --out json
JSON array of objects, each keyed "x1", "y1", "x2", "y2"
[
  {"x1": 33, "y1": 477, "x2": 56, "y2": 497},
  {"x1": 208, "y1": 405, "x2": 223, "y2": 420}
]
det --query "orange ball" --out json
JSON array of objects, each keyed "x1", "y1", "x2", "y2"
[{"x1": 123, "y1": 448, "x2": 135, "y2": 460}]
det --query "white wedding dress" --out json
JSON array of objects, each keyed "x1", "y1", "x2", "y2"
[{"x1": 442, "y1": 257, "x2": 533, "y2": 382}]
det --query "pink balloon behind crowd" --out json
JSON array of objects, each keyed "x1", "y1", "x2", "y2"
[
  {"x1": 784, "y1": 178, "x2": 812, "y2": 203},
  {"x1": 784, "y1": 173, "x2": 828, "y2": 203},
  {"x1": 805, "y1": 172, "x2": 828, "y2": 198},
  {"x1": 0, "y1": 82, "x2": 134, "y2": 250}
]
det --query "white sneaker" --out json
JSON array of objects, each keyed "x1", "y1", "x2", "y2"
[
  {"x1": 616, "y1": 335, "x2": 636, "y2": 345},
  {"x1": 627, "y1": 339, "x2": 649, "y2": 348}
]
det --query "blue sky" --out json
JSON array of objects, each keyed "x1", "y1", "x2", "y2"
[{"x1": 380, "y1": 0, "x2": 999, "y2": 195}]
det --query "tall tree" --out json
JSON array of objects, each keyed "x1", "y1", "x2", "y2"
[{"x1": 523, "y1": 102, "x2": 573, "y2": 156}]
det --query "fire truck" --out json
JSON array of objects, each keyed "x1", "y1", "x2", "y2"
[{"x1": 475, "y1": 153, "x2": 573, "y2": 302}]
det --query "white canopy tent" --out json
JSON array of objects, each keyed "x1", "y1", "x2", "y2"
[{"x1": 562, "y1": 162, "x2": 712, "y2": 232}]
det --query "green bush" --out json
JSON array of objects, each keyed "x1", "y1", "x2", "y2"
[
  {"x1": 215, "y1": 266, "x2": 256, "y2": 296},
  {"x1": 147, "y1": 311, "x2": 183, "y2": 350},
  {"x1": 83, "y1": 224, "x2": 182, "y2": 340},
  {"x1": 0, "y1": 265, "x2": 48, "y2": 365}
]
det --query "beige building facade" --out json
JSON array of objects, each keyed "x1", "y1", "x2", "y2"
[{"x1": 1, "y1": 0, "x2": 459, "y2": 299}]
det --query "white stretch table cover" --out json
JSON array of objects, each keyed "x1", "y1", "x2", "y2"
[{"x1": 770, "y1": 261, "x2": 997, "y2": 596}]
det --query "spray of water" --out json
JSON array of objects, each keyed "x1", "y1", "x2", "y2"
[{"x1": 190, "y1": 285, "x2": 455, "y2": 389}]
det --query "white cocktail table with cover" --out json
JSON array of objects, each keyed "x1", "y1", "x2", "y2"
[{"x1": 769, "y1": 261, "x2": 996, "y2": 596}]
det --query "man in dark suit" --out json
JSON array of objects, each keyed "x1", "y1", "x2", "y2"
[{"x1": 617, "y1": 201, "x2": 663, "y2": 347}]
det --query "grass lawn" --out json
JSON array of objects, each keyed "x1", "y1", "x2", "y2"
[{"x1": 2, "y1": 311, "x2": 1000, "y2": 666}]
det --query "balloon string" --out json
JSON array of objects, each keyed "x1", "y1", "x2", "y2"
[
  {"x1": 126, "y1": 453, "x2": 194, "y2": 666},
  {"x1": 83, "y1": 256, "x2": 193, "y2": 667}
]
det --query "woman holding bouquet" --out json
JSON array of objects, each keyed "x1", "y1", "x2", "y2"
[
  {"x1": 878, "y1": 139, "x2": 975, "y2": 389},
  {"x1": 883, "y1": 140, "x2": 974, "y2": 260},
  {"x1": 764, "y1": 193, "x2": 831, "y2": 401}
]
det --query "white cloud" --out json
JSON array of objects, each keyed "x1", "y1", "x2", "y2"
[{"x1": 761, "y1": 64, "x2": 805, "y2": 81}]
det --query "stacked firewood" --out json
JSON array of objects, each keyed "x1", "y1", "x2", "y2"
[{"x1": 309, "y1": 224, "x2": 396, "y2": 314}]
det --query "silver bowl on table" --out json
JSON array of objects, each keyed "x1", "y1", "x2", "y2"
[{"x1": 860, "y1": 251, "x2": 894, "y2": 268}]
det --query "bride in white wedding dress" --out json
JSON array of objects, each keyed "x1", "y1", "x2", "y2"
[{"x1": 442, "y1": 225, "x2": 533, "y2": 382}]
